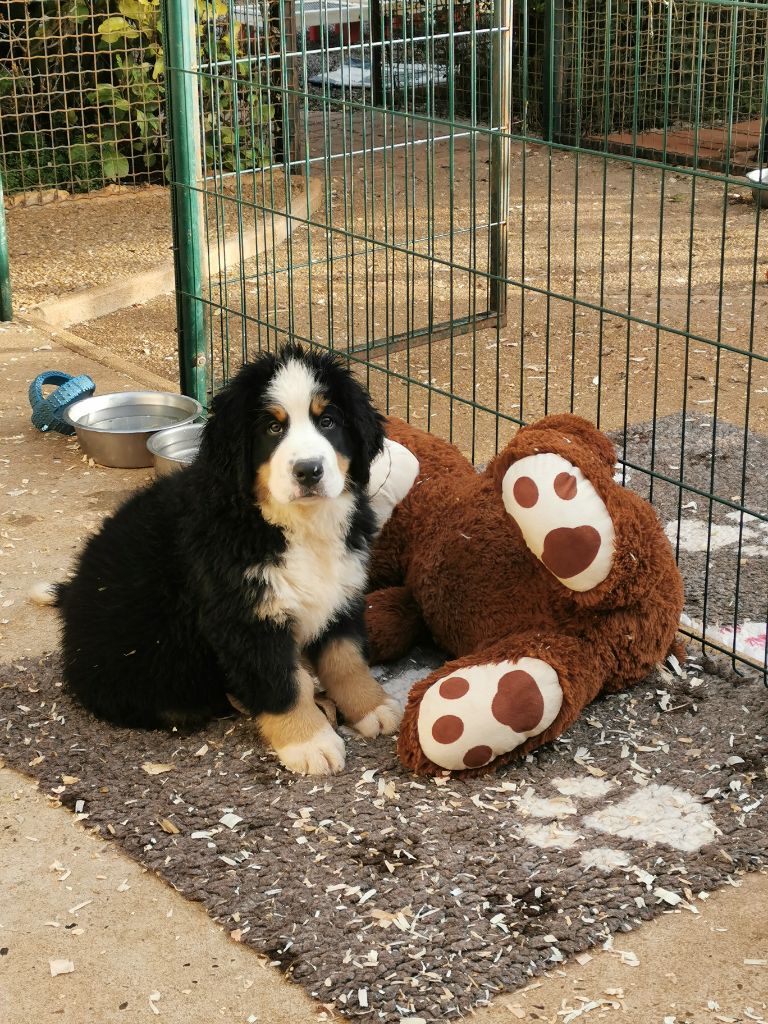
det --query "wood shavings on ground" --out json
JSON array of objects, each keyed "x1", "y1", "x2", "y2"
[
  {"x1": 49, "y1": 958, "x2": 75, "y2": 976},
  {"x1": 68, "y1": 899, "x2": 92, "y2": 914},
  {"x1": 618, "y1": 951, "x2": 640, "y2": 967},
  {"x1": 368, "y1": 908, "x2": 413, "y2": 931},
  {"x1": 141, "y1": 762, "x2": 174, "y2": 775},
  {"x1": 2, "y1": 650, "x2": 768, "y2": 1022},
  {"x1": 559, "y1": 997, "x2": 623, "y2": 1023},
  {"x1": 602, "y1": 936, "x2": 640, "y2": 967},
  {"x1": 49, "y1": 860, "x2": 71, "y2": 882},
  {"x1": 219, "y1": 812, "x2": 243, "y2": 829},
  {"x1": 654, "y1": 886, "x2": 683, "y2": 906}
]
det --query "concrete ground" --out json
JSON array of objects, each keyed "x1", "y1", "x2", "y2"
[{"x1": 1, "y1": 320, "x2": 766, "y2": 1024}]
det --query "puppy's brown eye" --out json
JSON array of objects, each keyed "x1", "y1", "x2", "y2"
[
  {"x1": 319, "y1": 414, "x2": 334, "y2": 430},
  {"x1": 268, "y1": 420, "x2": 283, "y2": 435}
]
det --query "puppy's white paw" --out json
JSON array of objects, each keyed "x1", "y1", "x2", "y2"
[
  {"x1": 274, "y1": 723, "x2": 346, "y2": 776},
  {"x1": 352, "y1": 697, "x2": 403, "y2": 738}
]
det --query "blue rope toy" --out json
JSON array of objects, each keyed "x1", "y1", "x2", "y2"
[{"x1": 29, "y1": 370, "x2": 96, "y2": 435}]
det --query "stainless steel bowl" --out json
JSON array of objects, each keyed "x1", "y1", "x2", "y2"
[
  {"x1": 746, "y1": 168, "x2": 768, "y2": 209},
  {"x1": 146, "y1": 421, "x2": 205, "y2": 476},
  {"x1": 64, "y1": 391, "x2": 203, "y2": 469}
]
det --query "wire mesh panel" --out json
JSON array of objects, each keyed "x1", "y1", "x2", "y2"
[
  {"x1": 0, "y1": 1, "x2": 285, "y2": 196},
  {"x1": 0, "y1": 1, "x2": 166, "y2": 194},
  {"x1": 562, "y1": 1, "x2": 768, "y2": 149},
  {"x1": 164, "y1": 0, "x2": 766, "y2": 678},
  {"x1": 500, "y1": 2, "x2": 768, "y2": 159},
  {"x1": 163, "y1": 0, "x2": 511, "y2": 405},
  {"x1": 505, "y1": 0, "x2": 768, "y2": 677}
]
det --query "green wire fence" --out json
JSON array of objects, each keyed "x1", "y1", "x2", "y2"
[
  {"x1": 546, "y1": 0, "x2": 768, "y2": 149},
  {"x1": 161, "y1": 0, "x2": 767, "y2": 680},
  {"x1": 161, "y1": 0, "x2": 513, "y2": 403},
  {"x1": 0, "y1": 0, "x2": 765, "y2": 677},
  {"x1": 0, "y1": 170, "x2": 11, "y2": 320},
  {"x1": 0, "y1": 0, "x2": 284, "y2": 197},
  {"x1": 0, "y1": 1, "x2": 166, "y2": 195}
]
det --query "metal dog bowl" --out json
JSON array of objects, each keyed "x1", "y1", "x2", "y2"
[
  {"x1": 64, "y1": 392, "x2": 203, "y2": 469},
  {"x1": 146, "y1": 421, "x2": 205, "y2": 476},
  {"x1": 746, "y1": 168, "x2": 768, "y2": 209}
]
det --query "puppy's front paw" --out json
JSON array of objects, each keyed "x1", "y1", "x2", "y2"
[
  {"x1": 274, "y1": 722, "x2": 346, "y2": 776},
  {"x1": 352, "y1": 697, "x2": 403, "y2": 738}
]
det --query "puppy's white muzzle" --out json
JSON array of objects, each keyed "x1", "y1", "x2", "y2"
[{"x1": 268, "y1": 422, "x2": 346, "y2": 504}]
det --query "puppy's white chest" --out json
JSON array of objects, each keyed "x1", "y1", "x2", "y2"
[{"x1": 256, "y1": 534, "x2": 367, "y2": 646}]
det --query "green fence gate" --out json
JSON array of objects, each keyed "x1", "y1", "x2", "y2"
[
  {"x1": 161, "y1": 0, "x2": 513, "y2": 407},
  {"x1": 163, "y1": 0, "x2": 766, "y2": 678}
]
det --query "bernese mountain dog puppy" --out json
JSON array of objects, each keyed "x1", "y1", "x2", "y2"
[{"x1": 40, "y1": 344, "x2": 403, "y2": 775}]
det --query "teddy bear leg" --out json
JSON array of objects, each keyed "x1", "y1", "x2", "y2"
[
  {"x1": 365, "y1": 585, "x2": 427, "y2": 663},
  {"x1": 397, "y1": 632, "x2": 609, "y2": 776}
]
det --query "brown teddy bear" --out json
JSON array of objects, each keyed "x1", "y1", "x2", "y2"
[{"x1": 366, "y1": 413, "x2": 684, "y2": 776}]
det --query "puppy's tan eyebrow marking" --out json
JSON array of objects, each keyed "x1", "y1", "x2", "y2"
[
  {"x1": 267, "y1": 404, "x2": 288, "y2": 423},
  {"x1": 310, "y1": 394, "x2": 329, "y2": 417}
]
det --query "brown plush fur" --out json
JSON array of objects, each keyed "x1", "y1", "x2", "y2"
[{"x1": 366, "y1": 414, "x2": 685, "y2": 776}]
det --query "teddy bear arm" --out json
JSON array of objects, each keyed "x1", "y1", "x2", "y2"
[
  {"x1": 365, "y1": 585, "x2": 427, "y2": 664},
  {"x1": 499, "y1": 432, "x2": 684, "y2": 618},
  {"x1": 509, "y1": 413, "x2": 618, "y2": 469},
  {"x1": 397, "y1": 630, "x2": 619, "y2": 776},
  {"x1": 385, "y1": 416, "x2": 476, "y2": 481},
  {"x1": 538, "y1": 485, "x2": 684, "y2": 620}
]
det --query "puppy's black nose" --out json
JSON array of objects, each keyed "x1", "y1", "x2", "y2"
[{"x1": 293, "y1": 459, "x2": 324, "y2": 484}]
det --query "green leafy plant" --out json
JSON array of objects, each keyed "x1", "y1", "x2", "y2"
[{"x1": 0, "y1": 0, "x2": 275, "y2": 194}]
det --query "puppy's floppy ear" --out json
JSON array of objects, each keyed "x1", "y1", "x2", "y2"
[
  {"x1": 342, "y1": 377, "x2": 385, "y2": 488},
  {"x1": 197, "y1": 381, "x2": 252, "y2": 496},
  {"x1": 197, "y1": 356, "x2": 276, "y2": 497}
]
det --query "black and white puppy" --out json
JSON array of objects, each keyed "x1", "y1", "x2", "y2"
[{"x1": 39, "y1": 344, "x2": 403, "y2": 775}]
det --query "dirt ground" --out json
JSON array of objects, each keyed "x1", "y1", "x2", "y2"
[
  {"x1": 5, "y1": 186, "x2": 174, "y2": 312},
  {"x1": 28, "y1": 126, "x2": 761, "y2": 465},
  {"x1": 1, "y1": 319, "x2": 767, "y2": 1023},
  {"x1": 5, "y1": 176, "x2": 293, "y2": 313}
]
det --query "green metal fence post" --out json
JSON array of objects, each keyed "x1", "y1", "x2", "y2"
[
  {"x1": 162, "y1": 0, "x2": 207, "y2": 405},
  {"x1": 542, "y1": 0, "x2": 565, "y2": 144},
  {"x1": 0, "y1": 174, "x2": 12, "y2": 322},
  {"x1": 489, "y1": 0, "x2": 513, "y2": 323}
]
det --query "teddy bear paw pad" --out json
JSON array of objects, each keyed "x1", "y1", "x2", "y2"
[
  {"x1": 501, "y1": 452, "x2": 616, "y2": 592},
  {"x1": 417, "y1": 657, "x2": 563, "y2": 770}
]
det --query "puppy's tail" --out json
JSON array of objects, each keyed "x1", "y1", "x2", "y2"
[{"x1": 29, "y1": 581, "x2": 63, "y2": 608}]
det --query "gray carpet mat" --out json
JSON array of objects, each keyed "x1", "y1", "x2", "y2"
[
  {"x1": 1, "y1": 651, "x2": 766, "y2": 1021},
  {"x1": 612, "y1": 413, "x2": 767, "y2": 650}
]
